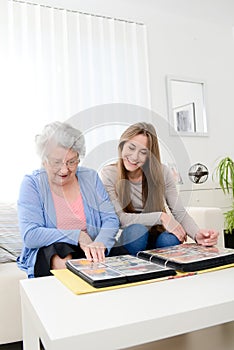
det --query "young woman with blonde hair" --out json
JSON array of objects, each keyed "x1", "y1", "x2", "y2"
[{"x1": 100, "y1": 122, "x2": 218, "y2": 255}]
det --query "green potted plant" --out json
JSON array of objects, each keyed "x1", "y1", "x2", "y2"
[{"x1": 213, "y1": 156, "x2": 234, "y2": 248}]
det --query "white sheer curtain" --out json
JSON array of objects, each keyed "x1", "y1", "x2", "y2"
[{"x1": 0, "y1": 0, "x2": 151, "y2": 200}]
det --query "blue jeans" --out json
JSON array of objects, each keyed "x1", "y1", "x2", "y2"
[{"x1": 120, "y1": 224, "x2": 180, "y2": 256}]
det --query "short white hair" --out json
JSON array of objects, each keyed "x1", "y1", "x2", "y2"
[{"x1": 35, "y1": 121, "x2": 86, "y2": 160}]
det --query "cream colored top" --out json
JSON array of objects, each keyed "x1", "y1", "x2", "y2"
[{"x1": 100, "y1": 164, "x2": 199, "y2": 240}]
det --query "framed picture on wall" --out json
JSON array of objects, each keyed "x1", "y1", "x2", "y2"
[{"x1": 173, "y1": 102, "x2": 196, "y2": 133}]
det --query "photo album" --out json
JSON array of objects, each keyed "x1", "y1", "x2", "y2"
[
  {"x1": 137, "y1": 243, "x2": 234, "y2": 272},
  {"x1": 66, "y1": 243, "x2": 234, "y2": 287},
  {"x1": 65, "y1": 254, "x2": 176, "y2": 288}
]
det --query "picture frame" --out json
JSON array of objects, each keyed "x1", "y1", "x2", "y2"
[
  {"x1": 173, "y1": 102, "x2": 196, "y2": 133},
  {"x1": 166, "y1": 75, "x2": 209, "y2": 137}
]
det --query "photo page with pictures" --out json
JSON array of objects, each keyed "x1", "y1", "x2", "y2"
[
  {"x1": 66, "y1": 254, "x2": 176, "y2": 288},
  {"x1": 137, "y1": 243, "x2": 234, "y2": 272}
]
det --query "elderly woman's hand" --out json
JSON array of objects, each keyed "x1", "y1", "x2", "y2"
[
  {"x1": 79, "y1": 231, "x2": 106, "y2": 262},
  {"x1": 84, "y1": 241, "x2": 106, "y2": 262}
]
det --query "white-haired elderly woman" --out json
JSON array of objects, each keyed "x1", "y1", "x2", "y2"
[{"x1": 17, "y1": 122, "x2": 123, "y2": 278}]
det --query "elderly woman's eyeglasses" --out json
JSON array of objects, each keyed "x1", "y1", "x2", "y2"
[{"x1": 48, "y1": 157, "x2": 80, "y2": 170}]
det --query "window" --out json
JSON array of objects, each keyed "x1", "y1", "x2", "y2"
[{"x1": 1, "y1": 0, "x2": 151, "y2": 200}]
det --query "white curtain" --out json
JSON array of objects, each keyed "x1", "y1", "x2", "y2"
[{"x1": 0, "y1": 0, "x2": 151, "y2": 200}]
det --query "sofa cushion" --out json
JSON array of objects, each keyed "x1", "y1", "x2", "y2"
[
  {"x1": 0, "y1": 262, "x2": 26, "y2": 344},
  {"x1": 186, "y1": 206, "x2": 225, "y2": 247},
  {"x1": 0, "y1": 202, "x2": 22, "y2": 263}
]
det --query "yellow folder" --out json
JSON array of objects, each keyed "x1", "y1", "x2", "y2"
[
  {"x1": 51, "y1": 268, "x2": 174, "y2": 295},
  {"x1": 51, "y1": 263, "x2": 234, "y2": 295}
]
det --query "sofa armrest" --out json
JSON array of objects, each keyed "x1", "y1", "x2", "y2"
[
  {"x1": 0, "y1": 262, "x2": 27, "y2": 344},
  {"x1": 186, "y1": 207, "x2": 224, "y2": 248}
]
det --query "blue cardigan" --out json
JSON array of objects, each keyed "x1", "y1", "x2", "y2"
[{"x1": 17, "y1": 167, "x2": 119, "y2": 277}]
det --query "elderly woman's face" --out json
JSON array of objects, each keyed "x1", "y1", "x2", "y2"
[{"x1": 44, "y1": 146, "x2": 79, "y2": 186}]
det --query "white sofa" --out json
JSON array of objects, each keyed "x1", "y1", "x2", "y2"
[
  {"x1": 0, "y1": 206, "x2": 225, "y2": 345},
  {"x1": 0, "y1": 201, "x2": 27, "y2": 345},
  {"x1": 0, "y1": 262, "x2": 26, "y2": 344},
  {"x1": 186, "y1": 207, "x2": 225, "y2": 247}
]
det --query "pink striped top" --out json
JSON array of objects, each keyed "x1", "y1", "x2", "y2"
[{"x1": 52, "y1": 191, "x2": 87, "y2": 231}]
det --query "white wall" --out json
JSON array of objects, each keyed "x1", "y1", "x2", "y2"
[
  {"x1": 144, "y1": 0, "x2": 234, "y2": 188},
  {"x1": 29, "y1": 0, "x2": 234, "y2": 189}
]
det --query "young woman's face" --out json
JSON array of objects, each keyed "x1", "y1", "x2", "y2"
[
  {"x1": 44, "y1": 146, "x2": 79, "y2": 187},
  {"x1": 122, "y1": 134, "x2": 148, "y2": 173}
]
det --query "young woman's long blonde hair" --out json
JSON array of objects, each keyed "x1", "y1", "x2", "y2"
[{"x1": 116, "y1": 122, "x2": 165, "y2": 214}]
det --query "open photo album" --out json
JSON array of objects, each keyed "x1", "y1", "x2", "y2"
[
  {"x1": 137, "y1": 243, "x2": 234, "y2": 272},
  {"x1": 66, "y1": 244, "x2": 234, "y2": 287},
  {"x1": 65, "y1": 254, "x2": 176, "y2": 288}
]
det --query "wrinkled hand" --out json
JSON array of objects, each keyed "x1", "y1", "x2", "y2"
[
  {"x1": 195, "y1": 229, "x2": 219, "y2": 246},
  {"x1": 79, "y1": 231, "x2": 106, "y2": 262},
  {"x1": 160, "y1": 212, "x2": 187, "y2": 243}
]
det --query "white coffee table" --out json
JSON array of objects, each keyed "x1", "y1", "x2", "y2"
[{"x1": 20, "y1": 267, "x2": 234, "y2": 350}]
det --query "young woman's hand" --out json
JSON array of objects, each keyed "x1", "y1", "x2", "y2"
[
  {"x1": 195, "y1": 229, "x2": 219, "y2": 246},
  {"x1": 160, "y1": 212, "x2": 187, "y2": 243},
  {"x1": 79, "y1": 231, "x2": 106, "y2": 262}
]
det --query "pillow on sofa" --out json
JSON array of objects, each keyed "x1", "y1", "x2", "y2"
[{"x1": 0, "y1": 202, "x2": 22, "y2": 263}]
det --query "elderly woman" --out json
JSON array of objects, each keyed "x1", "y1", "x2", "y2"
[{"x1": 17, "y1": 122, "x2": 120, "y2": 278}]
